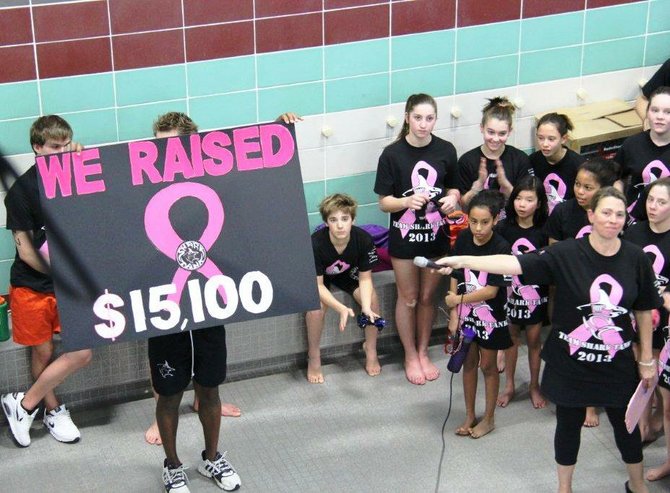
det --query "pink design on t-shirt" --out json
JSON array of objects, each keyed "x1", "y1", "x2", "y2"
[
  {"x1": 544, "y1": 173, "x2": 567, "y2": 214},
  {"x1": 567, "y1": 274, "x2": 627, "y2": 359},
  {"x1": 398, "y1": 161, "x2": 443, "y2": 238}
]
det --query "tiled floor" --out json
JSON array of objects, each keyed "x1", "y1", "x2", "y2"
[{"x1": 1, "y1": 344, "x2": 669, "y2": 493}]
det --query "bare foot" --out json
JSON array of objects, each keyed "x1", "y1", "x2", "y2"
[
  {"x1": 529, "y1": 385, "x2": 546, "y2": 409},
  {"x1": 496, "y1": 387, "x2": 515, "y2": 408},
  {"x1": 307, "y1": 360, "x2": 324, "y2": 384},
  {"x1": 496, "y1": 350, "x2": 505, "y2": 373},
  {"x1": 221, "y1": 403, "x2": 241, "y2": 417},
  {"x1": 455, "y1": 417, "x2": 477, "y2": 436},
  {"x1": 419, "y1": 353, "x2": 440, "y2": 381},
  {"x1": 192, "y1": 399, "x2": 242, "y2": 417},
  {"x1": 363, "y1": 342, "x2": 381, "y2": 377},
  {"x1": 646, "y1": 461, "x2": 670, "y2": 481},
  {"x1": 145, "y1": 421, "x2": 162, "y2": 445},
  {"x1": 583, "y1": 407, "x2": 599, "y2": 427},
  {"x1": 470, "y1": 418, "x2": 495, "y2": 439},
  {"x1": 405, "y1": 359, "x2": 426, "y2": 385}
]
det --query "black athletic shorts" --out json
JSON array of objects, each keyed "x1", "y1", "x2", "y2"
[
  {"x1": 323, "y1": 274, "x2": 359, "y2": 296},
  {"x1": 148, "y1": 325, "x2": 227, "y2": 396}
]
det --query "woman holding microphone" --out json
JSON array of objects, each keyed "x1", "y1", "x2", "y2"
[{"x1": 436, "y1": 187, "x2": 660, "y2": 493}]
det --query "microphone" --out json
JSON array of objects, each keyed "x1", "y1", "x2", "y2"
[
  {"x1": 413, "y1": 256, "x2": 443, "y2": 270},
  {"x1": 447, "y1": 326, "x2": 476, "y2": 373}
]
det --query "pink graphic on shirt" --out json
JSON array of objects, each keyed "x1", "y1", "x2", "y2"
[
  {"x1": 398, "y1": 161, "x2": 443, "y2": 238},
  {"x1": 325, "y1": 260, "x2": 350, "y2": 275},
  {"x1": 629, "y1": 160, "x2": 670, "y2": 216},
  {"x1": 544, "y1": 173, "x2": 567, "y2": 214},
  {"x1": 659, "y1": 330, "x2": 670, "y2": 377},
  {"x1": 144, "y1": 182, "x2": 226, "y2": 304},
  {"x1": 567, "y1": 274, "x2": 627, "y2": 359},
  {"x1": 458, "y1": 269, "x2": 498, "y2": 334},
  {"x1": 509, "y1": 238, "x2": 541, "y2": 314},
  {"x1": 643, "y1": 244, "x2": 669, "y2": 288},
  {"x1": 576, "y1": 225, "x2": 592, "y2": 238}
]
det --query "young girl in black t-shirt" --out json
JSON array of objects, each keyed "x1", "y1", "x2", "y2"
[
  {"x1": 546, "y1": 157, "x2": 622, "y2": 244},
  {"x1": 625, "y1": 178, "x2": 670, "y2": 480},
  {"x1": 616, "y1": 86, "x2": 670, "y2": 222},
  {"x1": 529, "y1": 113, "x2": 585, "y2": 214},
  {"x1": 495, "y1": 176, "x2": 549, "y2": 409},
  {"x1": 446, "y1": 191, "x2": 511, "y2": 438},
  {"x1": 374, "y1": 93, "x2": 460, "y2": 385},
  {"x1": 457, "y1": 97, "x2": 530, "y2": 207}
]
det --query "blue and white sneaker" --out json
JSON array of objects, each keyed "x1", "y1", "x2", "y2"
[
  {"x1": 1, "y1": 392, "x2": 38, "y2": 447},
  {"x1": 198, "y1": 451, "x2": 241, "y2": 491},
  {"x1": 162, "y1": 459, "x2": 190, "y2": 493},
  {"x1": 44, "y1": 405, "x2": 81, "y2": 443}
]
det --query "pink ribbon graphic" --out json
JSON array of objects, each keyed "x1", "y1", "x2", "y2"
[
  {"x1": 629, "y1": 160, "x2": 670, "y2": 216},
  {"x1": 398, "y1": 161, "x2": 443, "y2": 238},
  {"x1": 576, "y1": 225, "x2": 592, "y2": 239},
  {"x1": 459, "y1": 269, "x2": 498, "y2": 335},
  {"x1": 567, "y1": 274, "x2": 626, "y2": 359},
  {"x1": 508, "y1": 238, "x2": 541, "y2": 314},
  {"x1": 145, "y1": 182, "x2": 226, "y2": 304},
  {"x1": 544, "y1": 173, "x2": 567, "y2": 214}
]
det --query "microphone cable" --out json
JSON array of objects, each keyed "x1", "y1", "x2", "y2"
[{"x1": 434, "y1": 295, "x2": 465, "y2": 493}]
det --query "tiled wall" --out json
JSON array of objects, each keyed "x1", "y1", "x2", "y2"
[{"x1": 0, "y1": 0, "x2": 668, "y2": 294}]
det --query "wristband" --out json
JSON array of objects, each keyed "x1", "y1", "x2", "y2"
[{"x1": 638, "y1": 359, "x2": 656, "y2": 367}]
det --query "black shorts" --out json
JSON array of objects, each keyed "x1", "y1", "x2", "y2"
[
  {"x1": 148, "y1": 325, "x2": 227, "y2": 396},
  {"x1": 323, "y1": 274, "x2": 359, "y2": 296}
]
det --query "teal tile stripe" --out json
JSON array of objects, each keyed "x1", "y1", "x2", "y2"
[
  {"x1": 187, "y1": 57, "x2": 256, "y2": 97},
  {"x1": 326, "y1": 74, "x2": 389, "y2": 113},
  {"x1": 0, "y1": 260, "x2": 10, "y2": 296},
  {"x1": 325, "y1": 172, "x2": 378, "y2": 205},
  {"x1": 42, "y1": 74, "x2": 115, "y2": 114},
  {"x1": 649, "y1": 0, "x2": 670, "y2": 33},
  {"x1": 0, "y1": 230, "x2": 15, "y2": 260},
  {"x1": 257, "y1": 48, "x2": 323, "y2": 88},
  {"x1": 456, "y1": 55, "x2": 518, "y2": 93},
  {"x1": 258, "y1": 83, "x2": 323, "y2": 122},
  {"x1": 392, "y1": 64, "x2": 454, "y2": 103},
  {"x1": 584, "y1": 2, "x2": 647, "y2": 43},
  {"x1": 0, "y1": 82, "x2": 39, "y2": 120},
  {"x1": 582, "y1": 37, "x2": 645, "y2": 75},
  {"x1": 116, "y1": 66, "x2": 187, "y2": 107},
  {"x1": 0, "y1": 2, "x2": 668, "y2": 162},
  {"x1": 457, "y1": 21, "x2": 520, "y2": 61},
  {"x1": 519, "y1": 46, "x2": 582, "y2": 85},
  {"x1": 520, "y1": 12, "x2": 584, "y2": 51},
  {"x1": 0, "y1": 118, "x2": 34, "y2": 155},
  {"x1": 325, "y1": 39, "x2": 389, "y2": 79},
  {"x1": 645, "y1": 32, "x2": 670, "y2": 66},
  {"x1": 392, "y1": 30, "x2": 455, "y2": 70}
]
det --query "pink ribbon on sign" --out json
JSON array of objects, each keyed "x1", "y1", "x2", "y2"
[
  {"x1": 544, "y1": 173, "x2": 567, "y2": 214},
  {"x1": 459, "y1": 269, "x2": 498, "y2": 335},
  {"x1": 144, "y1": 182, "x2": 226, "y2": 304},
  {"x1": 398, "y1": 161, "x2": 443, "y2": 238},
  {"x1": 509, "y1": 238, "x2": 541, "y2": 314},
  {"x1": 567, "y1": 274, "x2": 625, "y2": 359}
]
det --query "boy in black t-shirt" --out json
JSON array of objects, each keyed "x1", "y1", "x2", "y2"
[
  {"x1": 307, "y1": 193, "x2": 381, "y2": 383},
  {"x1": 1, "y1": 116, "x2": 93, "y2": 448}
]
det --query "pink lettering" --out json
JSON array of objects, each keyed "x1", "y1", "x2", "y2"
[
  {"x1": 73, "y1": 149, "x2": 106, "y2": 195},
  {"x1": 202, "y1": 131, "x2": 233, "y2": 176},
  {"x1": 129, "y1": 141, "x2": 160, "y2": 186},
  {"x1": 189, "y1": 134, "x2": 205, "y2": 177},
  {"x1": 164, "y1": 137, "x2": 195, "y2": 182},
  {"x1": 36, "y1": 153, "x2": 73, "y2": 199},
  {"x1": 233, "y1": 126, "x2": 263, "y2": 171},
  {"x1": 260, "y1": 124, "x2": 294, "y2": 168}
]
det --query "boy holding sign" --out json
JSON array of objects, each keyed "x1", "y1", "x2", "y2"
[{"x1": 1, "y1": 116, "x2": 93, "y2": 447}]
